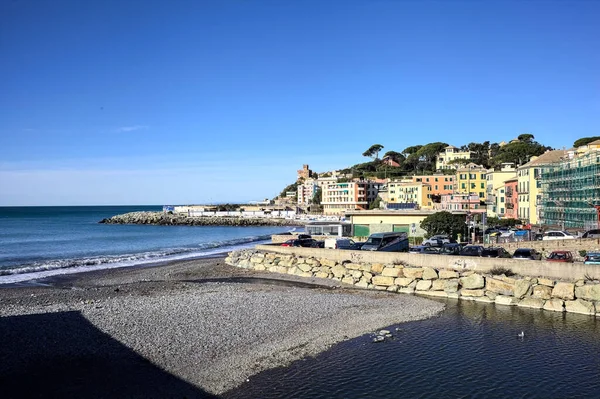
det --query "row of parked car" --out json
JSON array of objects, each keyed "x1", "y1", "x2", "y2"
[
  {"x1": 410, "y1": 244, "x2": 600, "y2": 264},
  {"x1": 279, "y1": 234, "x2": 600, "y2": 265}
]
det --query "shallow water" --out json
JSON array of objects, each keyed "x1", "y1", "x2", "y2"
[{"x1": 224, "y1": 299, "x2": 600, "y2": 399}]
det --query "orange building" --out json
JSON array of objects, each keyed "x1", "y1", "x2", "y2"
[{"x1": 411, "y1": 174, "x2": 455, "y2": 196}]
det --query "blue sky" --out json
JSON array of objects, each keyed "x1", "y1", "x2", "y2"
[{"x1": 1, "y1": 0, "x2": 598, "y2": 206}]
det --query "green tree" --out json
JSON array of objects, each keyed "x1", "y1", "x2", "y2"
[
  {"x1": 466, "y1": 141, "x2": 491, "y2": 168},
  {"x1": 415, "y1": 142, "x2": 448, "y2": 172},
  {"x1": 369, "y1": 196, "x2": 382, "y2": 210},
  {"x1": 518, "y1": 133, "x2": 535, "y2": 142},
  {"x1": 312, "y1": 187, "x2": 322, "y2": 205},
  {"x1": 419, "y1": 211, "x2": 466, "y2": 240},
  {"x1": 277, "y1": 182, "x2": 299, "y2": 200},
  {"x1": 382, "y1": 150, "x2": 405, "y2": 165},
  {"x1": 573, "y1": 136, "x2": 600, "y2": 148},
  {"x1": 490, "y1": 137, "x2": 551, "y2": 167},
  {"x1": 362, "y1": 144, "x2": 384, "y2": 160}
]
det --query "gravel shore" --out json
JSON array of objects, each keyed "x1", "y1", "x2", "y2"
[{"x1": 0, "y1": 256, "x2": 445, "y2": 398}]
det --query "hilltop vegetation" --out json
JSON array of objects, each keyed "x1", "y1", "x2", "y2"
[{"x1": 276, "y1": 135, "x2": 599, "y2": 200}]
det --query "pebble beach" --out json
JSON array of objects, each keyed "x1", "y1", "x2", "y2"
[{"x1": 0, "y1": 255, "x2": 445, "y2": 398}]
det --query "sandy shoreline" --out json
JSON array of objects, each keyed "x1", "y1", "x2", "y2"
[{"x1": 0, "y1": 255, "x2": 445, "y2": 398}]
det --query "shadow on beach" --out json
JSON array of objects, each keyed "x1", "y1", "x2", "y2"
[{"x1": 0, "y1": 311, "x2": 218, "y2": 399}]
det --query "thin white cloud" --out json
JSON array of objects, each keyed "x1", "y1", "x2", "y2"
[{"x1": 116, "y1": 125, "x2": 148, "y2": 132}]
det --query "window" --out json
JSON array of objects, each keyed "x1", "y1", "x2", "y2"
[
  {"x1": 480, "y1": 183, "x2": 485, "y2": 188},
  {"x1": 461, "y1": 183, "x2": 466, "y2": 189}
]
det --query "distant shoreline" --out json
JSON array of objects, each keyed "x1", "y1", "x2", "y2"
[{"x1": 99, "y1": 211, "x2": 307, "y2": 227}]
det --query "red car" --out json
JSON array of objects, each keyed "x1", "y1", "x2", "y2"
[{"x1": 546, "y1": 250, "x2": 574, "y2": 263}]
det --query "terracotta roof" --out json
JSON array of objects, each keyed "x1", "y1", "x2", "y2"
[{"x1": 519, "y1": 150, "x2": 566, "y2": 168}]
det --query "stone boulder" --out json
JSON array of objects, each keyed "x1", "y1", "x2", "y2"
[
  {"x1": 485, "y1": 278, "x2": 514, "y2": 296},
  {"x1": 574, "y1": 284, "x2": 600, "y2": 301},
  {"x1": 460, "y1": 273, "x2": 485, "y2": 289},
  {"x1": 565, "y1": 299, "x2": 595, "y2": 315},
  {"x1": 552, "y1": 282, "x2": 575, "y2": 300}
]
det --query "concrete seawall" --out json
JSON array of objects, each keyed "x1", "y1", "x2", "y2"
[{"x1": 226, "y1": 246, "x2": 600, "y2": 317}]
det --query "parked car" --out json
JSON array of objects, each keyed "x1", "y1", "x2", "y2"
[
  {"x1": 281, "y1": 238, "x2": 315, "y2": 247},
  {"x1": 297, "y1": 234, "x2": 312, "y2": 239},
  {"x1": 324, "y1": 238, "x2": 356, "y2": 250},
  {"x1": 422, "y1": 235, "x2": 453, "y2": 247},
  {"x1": 546, "y1": 250, "x2": 574, "y2": 263},
  {"x1": 410, "y1": 246, "x2": 440, "y2": 255},
  {"x1": 584, "y1": 252, "x2": 600, "y2": 265},
  {"x1": 348, "y1": 241, "x2": 365, "y2": 250},
  {"x1": 542, "y1": 231, "x2": 575, "y2": 240},
  {"x1": 361, "y1": 232, "x2": 409, "y2": 252},
  {"x1": 512, "y1": 248, "x2": 542, "y2": 260},
  {"x1": 310, "y1": 240, "x2": 325, "y2": 248},
  {"x1": 438, "y1": 243, "x2": 463, "y2": 255},
  {"x1": 481, "y1": 247, "x2": 512, "y2": 258},
  {"x1": 409, "y1": 245, "x2": 426, "y2": 253},
  {"x1": 582, "y1": 229, "x2": 600, "y2": 239},
  {"x1": 459, "y1": 245, "x2": 484, "y2": 257}
]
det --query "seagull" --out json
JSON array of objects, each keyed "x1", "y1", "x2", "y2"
[{"x1": 517, "y1": 331, "x2": 525, "y2": 338}]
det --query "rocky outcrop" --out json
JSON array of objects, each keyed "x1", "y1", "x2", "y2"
[
  {"x1": 99, "y1": 211, "x2": 305, "y2": 227},
  {"x1": 226, "y1": 249, "x2": 600, "y2": 317}
]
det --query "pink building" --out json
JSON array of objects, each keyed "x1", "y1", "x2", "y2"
[
  {"x1": 436, "y1": 193, "x2": 485, "y2": 214},
  {"x1": 504, "y1": 177, "x2": 518, "y2": 219}
]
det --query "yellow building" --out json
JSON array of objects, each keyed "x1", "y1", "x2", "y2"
[
  {"x1": 436, "y1": 145, "x2": 473, "y2": 170},
  {"x1": 385, "y1": 181, "x2": 433, "y2": 209},
  {"x1": 485, "y1": 163, "x2": 516, "y2": 217},
  {"x1": 455, "y1": 163, "x2": 487, "y2": 200},
  {"x1": 517, "y1": 150, "x2": 567, "y2": 225}
]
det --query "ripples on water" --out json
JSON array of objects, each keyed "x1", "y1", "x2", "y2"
[{"x1": 224, "y1": 299, "x2": 600, "y2": 399}]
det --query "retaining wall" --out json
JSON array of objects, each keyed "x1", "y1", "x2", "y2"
[
  {"x1": 225, "y1": 246, "x2": 600, "y2": 317},
  {"x1": 255, "y1": 245, "x2": 600, "y2": 281}
]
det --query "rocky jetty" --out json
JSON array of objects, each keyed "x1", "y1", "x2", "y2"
[{"x1": 99, "y1": 211, "x2": 306, "y2": 227}]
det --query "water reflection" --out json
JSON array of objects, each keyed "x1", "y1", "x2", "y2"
[{"x1": 224, "y1": 299, "x2": 600, "y2": 399}]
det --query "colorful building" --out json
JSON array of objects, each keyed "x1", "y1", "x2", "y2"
[
  {"x1": 485, "y1": 163, "x2": 516, "y2": 217},
  {"x1": 454, "y1": 163, "x2": 487, "y2": 200},
  {"x1": 435, "y1": 145, "x2": 473, "y2": 170},
  {"x1": 321, "y1": 181, "x2": 382, "y2": 215},
  {"x1": 384, "y1": 181, "x2": 433, "y2": 210},
  {"x1": 516, "y1": 150, "x2": 566, "y2": 225},
  {"x1": 410, "y1": 174, "x2": 455, "y2": 196},
  {"x1": 436, "y1": 193, "x2": 485, "y2": 214},
  {"x1": 297, "y1": 180, "x2": 318, "y2": 205},
  {"x1": 503, "y1": 177, "x2": 518, "y2": 219}
]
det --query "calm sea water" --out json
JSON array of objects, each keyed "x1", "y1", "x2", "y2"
[
  {"x1": 0, "y1": 206, "x2": 296, "y2": 284},
  {"x1": 225, "y1": 299, "x2": 600, "y2": 399}
]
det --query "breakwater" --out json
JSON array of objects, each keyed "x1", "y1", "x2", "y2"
[
  {"x1": 226, "y1": 248, "x2": 600, "y2": 316},
  {"x1": 99, "y1": 211, "x2": 305, "y2": 227}
]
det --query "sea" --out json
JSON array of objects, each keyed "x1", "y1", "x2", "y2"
[
  {"x1": 0, "y1": 206, "x2": 298, "y2": 285},
  {"x1": 224, "y1": 299, "x2": 600, "y2": 399},
  {"x1": 3, "y1": 206, "x2": 600, "y2": 398}
]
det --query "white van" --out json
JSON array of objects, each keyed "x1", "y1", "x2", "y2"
[{"x1": 324, "y1": 238, "x2": 356, "y2": 249}]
